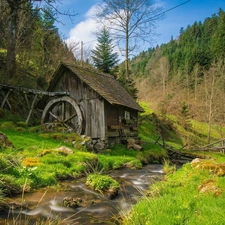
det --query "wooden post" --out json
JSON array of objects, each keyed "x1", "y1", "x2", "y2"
[
  {"x1": 26, "y1": 94, "x2": 37, "y2": 125},
  {"x1": 1, "y1": 90, "x2": 11, "y2": 109},
  {"x1": 80, "y1": 41, "x2": 83, "y2": 66}
]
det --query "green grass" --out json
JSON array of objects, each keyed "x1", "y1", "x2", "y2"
[
  {"x1": 121, "y1": 161, "x2": 225, "y2": 225},
  {"x1": 0, "y1": 116, "x2": 166, "y2": 196},
  {"x1": 86, "y1": 173, "x2": 120, "y2": 193},
  {"x1": 119, "y1": 102, "x2": 225, "y2": 225},
  {"x1": 3, "y1": 101, "x2": 225, "y2": 224}
]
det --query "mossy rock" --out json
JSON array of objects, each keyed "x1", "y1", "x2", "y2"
[
  {"x1": 16, "y1": 121, "x2": 27, "y2": 127},
  {"x1": 0, "y1": 121, "x2": 16, "y2": 130},
  {"x1": 198, "y1": 179, "x2": 222, "y2": 197},
  {"x1": 0, "y1": 132, "x2": 14, "y2": 149},
  {"x1": 86, "y1": 174, "x2": 120, "y2": 198},
  {"x1": 191, "y1": 158, "x2": 225, "y2": 176}
]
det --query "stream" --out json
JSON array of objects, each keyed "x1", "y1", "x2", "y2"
[{"x1": 0, "y1": 164, "x2": 164, "y2": 225}]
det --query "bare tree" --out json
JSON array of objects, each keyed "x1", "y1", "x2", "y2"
[
  {"x1": 95, "y1": 0, "x2": 163, "y2": 78},
  {"x1": 158, "y1": 56, "x2": 170, "y2": 96},
  {"x1": 200, "y1": 61, "x2": 225, "y2": 143}
]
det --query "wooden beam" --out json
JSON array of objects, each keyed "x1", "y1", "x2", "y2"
[
  {"x1": 0, "y1": 84, "x2": 69, "y2": 96},
  {"x1": 202, "y1": 138, "x2": 225, "y2": 148},
  {"x1": 26, "y1": 94, "x2": 38, "y2": 125},
  {"x1": 1, "y1": 89, "x2": 11, "y2": 109},
  {"x1": 24, "y1": 93, "x2": 31, "y2": 110}
]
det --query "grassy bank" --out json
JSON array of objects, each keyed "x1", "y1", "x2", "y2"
[
  {"x1": 119, "y1": 103, "x2": 225, "y2": 225},
  {"x1": 1, "y1": 102, "x2": 225, "y2": 224},
  {"x1": 121, "y1": 155, "x2": 225, "y2": 225},
  {"x1": 0, "y1": 116, "x2": 166, "y2": 200}
]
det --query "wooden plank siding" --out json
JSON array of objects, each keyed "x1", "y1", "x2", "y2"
[
  {"x1": 49, "y1": 69, "x2": 105, "y2": 139},
  {"x1": 104, "y1": 101, "x2": 139, "y2": 139}
]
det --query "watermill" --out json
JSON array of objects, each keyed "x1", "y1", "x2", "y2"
[{"x1": 0, "y1": 62, "x2": 143, "y2": 142}]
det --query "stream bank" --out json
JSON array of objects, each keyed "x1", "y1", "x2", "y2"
[{"x1": 0, "y1": 164, "x2": 164, "y2": 225}]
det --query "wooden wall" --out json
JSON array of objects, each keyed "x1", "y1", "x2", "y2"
[
  {"x1": 49, "y1": 68, "x2": 139, "y2": 140},
  {"x1": 51, "y1": 70, "x2": 105, "y2": 139},
  {"x1": 105, "y1": 101, "x2": 139, "y2": 139}
]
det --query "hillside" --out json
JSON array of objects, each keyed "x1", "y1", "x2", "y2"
[{"x1": 128, "y1": 8, "x2": 225, "y2": 146}]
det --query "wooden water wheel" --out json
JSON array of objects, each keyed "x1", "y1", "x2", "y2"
[{"x1": 41, "y1": 96, "x2": 84, "y2": 134}]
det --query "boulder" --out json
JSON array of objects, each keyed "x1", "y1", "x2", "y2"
[
  {"x1": 62, "y1": 197, "x2": 82, "y2": 208},
  {"x1": 55, "y1": 146, "x2": 73, "y2": 155},
  {"x1": 94, "y1": 142, "x2": 105, "y2": 151},
  {"x1": 127, "y1": 138, "x2": 143, "y2": 150},
  {"x1": 0, "y1": 132, "x2": 14, "y2": 149},
  {"x1": 191, "y1": 158, "x2": 225, "y2": 176}
]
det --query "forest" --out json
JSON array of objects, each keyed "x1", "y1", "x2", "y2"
[
  {"x1": 0, "y1": 0, "x2": 75, "y2": 88},
  {"x1": 128, "y1": 8, "x2": 225, "y2": 143}
]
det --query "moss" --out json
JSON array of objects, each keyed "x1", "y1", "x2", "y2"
[
  {"x1": 191, "y1": 158, "x2": 225, "y2": 176},
  {"x1": 86, "y1": 173, "x2": 120, "y2": 194},
  {"x1": 22, "y1": 157, "x2": 40, "y2": 167},
  {"x1": 0, "y1": 121, "x2": 16, "y2": 130}
]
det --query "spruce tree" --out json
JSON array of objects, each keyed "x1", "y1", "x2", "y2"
[{"x1": 91, "y1": 27, "x2": 119, "y2": 74}]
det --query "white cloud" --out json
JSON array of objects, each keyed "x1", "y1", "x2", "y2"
[
  {"x1": 65, "y1": 5, "x2": 99, "y2": 61},
  {"x1": 66, "y1": 4, "x2": 125, "y2": 62},
  {"x1": 68, "y1": 5, "x2": 98, "y2": 45}
]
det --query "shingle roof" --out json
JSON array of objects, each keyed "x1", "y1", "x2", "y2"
[{"x1": 47, "y1": 62, "x2": 143, "y2": 112}]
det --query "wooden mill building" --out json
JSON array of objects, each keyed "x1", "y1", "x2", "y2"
[{"x1": 38, "y1": 62, "x2": 143, "y2": 144}]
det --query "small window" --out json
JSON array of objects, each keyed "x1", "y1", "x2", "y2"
[{"x1": 125, "y1": 111, "x2": 130, "y2": 120}]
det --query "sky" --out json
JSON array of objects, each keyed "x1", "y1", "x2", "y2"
[{"x1": 45, "y1": 0, "x2": 225, "y2": 58}]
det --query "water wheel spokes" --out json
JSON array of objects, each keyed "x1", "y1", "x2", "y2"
[
  {"x1": 41, "y1": 96, "x2": 84, "y2": 134},
  {"x1": 64, "y1": 113, "x2": 77, "y2": 123}
]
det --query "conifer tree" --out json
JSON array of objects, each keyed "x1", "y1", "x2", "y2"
[{"x1": 91, "y1": 27, "x2": 119, "y2": 74}]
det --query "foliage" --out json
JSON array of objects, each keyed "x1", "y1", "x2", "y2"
[
  {"x1": 116, "y1": 68, "x2": 138, "y2": 99},
  {"x1": 0, "y1": 0, "x2": 75, "y2": 85},
  {"x1": 91, "y1": 26, "x2": 119, "y2": 74},
  {"x1": 162, "y1": 159, "x2": 176, "y2": 174},
  {"x1": 129, "y1": 9, "x2": 225, "y2": 143}
]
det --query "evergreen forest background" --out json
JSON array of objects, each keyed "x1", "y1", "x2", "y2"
[{"x1": 130, "y1": 8, "x2": 225, "y2": 138}]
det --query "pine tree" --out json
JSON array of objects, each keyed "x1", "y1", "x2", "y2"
[{"x1": 91, "y1": 27, "x2": 119, "y2": 74}]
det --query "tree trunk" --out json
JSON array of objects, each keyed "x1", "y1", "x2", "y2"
[{"x1": 7, "y1": 12, "x2": 17, "y2": 77}]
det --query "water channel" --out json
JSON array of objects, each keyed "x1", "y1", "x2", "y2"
[{"x1": 0, "y1": 164, "x2": 164, "y2": 225}]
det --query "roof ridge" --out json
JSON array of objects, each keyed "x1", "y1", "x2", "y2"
[{"x1": 62, "y1": 61, "x2": 115, "y2": 80}]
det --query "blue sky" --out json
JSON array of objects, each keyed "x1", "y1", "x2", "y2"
[{"x1": 48, "y1": 0, "x2": 225, "y2": 57}]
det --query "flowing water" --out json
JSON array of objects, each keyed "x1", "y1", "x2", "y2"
[{"x1": 0, "y1": 164, "x2": 164, "y2": 225}]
